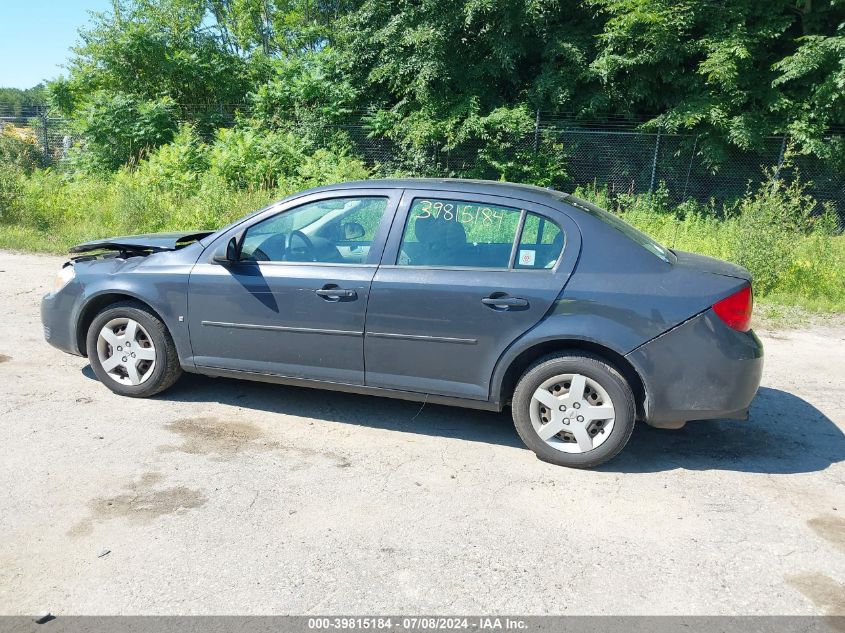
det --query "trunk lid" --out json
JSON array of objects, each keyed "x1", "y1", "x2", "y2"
[{"x1": 671, "y1": 250, "x2": 752, "y2": 282}]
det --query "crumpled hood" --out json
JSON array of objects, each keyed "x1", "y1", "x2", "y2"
[{"x1": 69, "y1": 231, "x2": 214, "y2": 254}]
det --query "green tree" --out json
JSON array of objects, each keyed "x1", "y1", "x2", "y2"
[
  {"x1": 588, "y1": 0, "x2": 845, "y2": 159},
  {"x1": 773, "y1": 8, "x2": 845, "y2": 166},
  {"x1": 37, "y1": 0, "x2": 845, "y2": 173},
  {"x1": 53, "y1": 0, "x2": 254, "y2": 117},
  {"x1": 337, "y1": 0, "x2": 845, "y2": 163},
  {"x1": 68, "y1": 91, "x2": 180, "y2": 171}
]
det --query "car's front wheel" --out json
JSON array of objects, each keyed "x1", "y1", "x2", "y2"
[
  {"x1": 86, "y1": 301, "x2": 182, "y2": 397},
  {"x1": 512, "y1": 352, "x2": 636, "y2": 468}
]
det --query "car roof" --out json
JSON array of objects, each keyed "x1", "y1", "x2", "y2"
[
  {"x1": 204, "y1": 178, "x2": 605, "y2": 246},
  {"x1": 302, "y1": 178, "x2": 575, "y2": 209}
]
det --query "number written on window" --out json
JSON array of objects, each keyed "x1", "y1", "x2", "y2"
[{"x1": 398, "y1": 198, "x2": 522, "y2": 268}]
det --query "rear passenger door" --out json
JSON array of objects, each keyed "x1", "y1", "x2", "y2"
[{"x1": 364, "y1": 189, "x2": 581, "y2": 401}]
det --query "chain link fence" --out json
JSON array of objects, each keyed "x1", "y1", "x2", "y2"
[
  {"x1": 3, "y1": 105, "x2": 843, "y2": 223},
  {"x1": 1, "y1": 105, "x2": 70, "y2": 163},
  {"x1": 337, "y1": 120, "x2": 844, "y2": 224}
]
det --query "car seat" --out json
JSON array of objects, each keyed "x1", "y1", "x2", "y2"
[{"x1": 413, "y1": 216, "x2": 469, "y2": 265}]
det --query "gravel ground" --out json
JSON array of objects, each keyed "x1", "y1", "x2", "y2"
[{"x1": 0, "y1": 250, "x2": 844, "y2": 616}]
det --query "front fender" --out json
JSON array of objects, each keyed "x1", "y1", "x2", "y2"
[{"x1": 73, "y1": 249, "x2": 199, "y2": 366}]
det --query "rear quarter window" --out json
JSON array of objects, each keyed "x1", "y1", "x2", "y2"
[{"x1": 516, "y1": 213, "x2": 564, "y2": 269}]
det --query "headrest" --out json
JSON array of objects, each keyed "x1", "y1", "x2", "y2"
[
  {"x1": 414, "y1": 215, "x2": 437, "y2": 243},
  {"x1": 414, "y1": 216, "x2": 467, "y2": 247}
]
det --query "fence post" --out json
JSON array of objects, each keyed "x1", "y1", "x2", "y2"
[
  {"x1": 772, "y1": 134, "x2": 787, "y2": 188},
  {"x1": 648, "y1": 125, "x2": 662, "y2": 199},
  {"x1": 681, "y1": 135, "x2": 700, "y2": 201},
  {"x1": 41, "y1": 108, "x2": 49, "y2": 160},
  {"x1": 533, "y1": 108, "x2": 540, "y2": 154}
]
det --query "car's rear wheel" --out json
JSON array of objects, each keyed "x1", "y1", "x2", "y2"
[
  {"x1": 86, "y1": 301, "x2": 182, "y2": 397},
  {"x1": 512, "y1": 353, "x2": 635, "y2": 468}
]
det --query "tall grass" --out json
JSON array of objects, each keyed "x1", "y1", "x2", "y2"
[
  {"x1": 630, "y1": 211, "x2": 845, "y2": 312},
  {"x1": 575, "y1": 178, "x2": 845, "y2": 312},
  {"x1": 0, "y1": 121, "x2": 370, "y2": 251},
  {"x1": 0, "y1": 168, "x2": 280, "y2": 252},
  {"x1": 1, "y1": 161, "x2": 843, "y2": 313}
]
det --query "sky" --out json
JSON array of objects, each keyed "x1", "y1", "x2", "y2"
[{"x1": 0, "y1": 0, "x2": 112, "y2": 89}]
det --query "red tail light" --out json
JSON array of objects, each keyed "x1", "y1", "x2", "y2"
[{"x1": 713, "y1": 285, "x2": 753, "y2": 332}]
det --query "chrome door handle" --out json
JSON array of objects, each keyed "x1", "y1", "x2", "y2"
[
  {"x1": 482, "y1": 296, "x2": 529, "y2": 309},
  {"x1": 315, "y1": 287, "x2": 357, "y2": 300}
]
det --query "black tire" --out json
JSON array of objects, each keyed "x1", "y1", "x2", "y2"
[
  {"x1": 512, "y1": 352, "x2": 636, "y2": 468},
  {"x1": 86, "y1": 300, "x2": 182, "y2": 398}
]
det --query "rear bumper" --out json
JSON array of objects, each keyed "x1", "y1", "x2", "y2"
[
  {"x1": 41, "y1": 288, "x2": 83, "y2": 356},
  {"x1": 626, "y1": 309, "x2": 763, "y2": 425}
]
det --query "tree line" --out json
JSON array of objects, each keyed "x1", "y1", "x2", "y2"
[
  {"x1": 0, "y1": 85, "x2": 47, "y2": 116},
  {"x1": 8, "y1": 0, "x2": 845, "y2": 173}
]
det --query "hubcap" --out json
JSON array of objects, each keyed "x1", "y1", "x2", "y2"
[
  {"x1": 96, "y1": 318, "x2": 156, "y2": 386},
  {"x1": 529, "y1": 373, "x2": 615, "y2": 454}
]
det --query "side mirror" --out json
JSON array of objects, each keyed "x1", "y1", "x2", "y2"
[
  {"x1": 212, "y1": 234, "x2": 242, "y2": 264},
  {"x1": 341, "y1": 221, "x2": 365, "y2": 240}
]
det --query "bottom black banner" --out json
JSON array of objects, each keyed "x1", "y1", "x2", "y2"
[{"x1": 0, "y1": 616, "x2": 843, "y2": 633}]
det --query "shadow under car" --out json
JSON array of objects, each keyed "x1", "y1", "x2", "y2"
[{"x1": 80, "y1": 366, "x2": 844, "y2": 474}]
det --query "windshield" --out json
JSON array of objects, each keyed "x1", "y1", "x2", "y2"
[{"x1": 561, "y1": 194, "x2": 672, "y2": 263}]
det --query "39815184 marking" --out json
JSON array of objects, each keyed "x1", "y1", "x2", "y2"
[
  {"x1": 413, "y1": 200, "x2": 506, "y2": 227},
  {"x1": 306, "y1": 617, "x2": 529, "y2": 630},
  {"x1": 307, "y1": 617, "x2": 395, "y2": 629}
]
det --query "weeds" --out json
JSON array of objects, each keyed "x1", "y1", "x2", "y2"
[
  {"x1": 1, "y1": 163, "x2": 843, "y2": 313},
  {"x1": 574, "y1": 178, "x2": 845, "y2": 312}
]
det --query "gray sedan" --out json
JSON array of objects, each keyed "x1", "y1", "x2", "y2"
[{"x1": 41, "y1": 179, "x2": 763, "y2": 468}]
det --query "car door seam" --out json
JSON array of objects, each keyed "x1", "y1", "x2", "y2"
[{"x1": 362, "y1": 189, "x2": 407, "y2": 386}]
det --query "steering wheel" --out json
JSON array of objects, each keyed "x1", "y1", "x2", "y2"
[
  {"x1": 251, "y1": 232, "x2": 287, "y2": 261},
  {"x1": 251, "y1": 247, "x2": 270, "y2": 261},
  {"x1": 285, "y1": 230, "x2": 317, "y2": 262}
]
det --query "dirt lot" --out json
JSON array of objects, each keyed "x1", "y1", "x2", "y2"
[{"x1": 0, "y1": 250, "x2": 844, "y2": 615}]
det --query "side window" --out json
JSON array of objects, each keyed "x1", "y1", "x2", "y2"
[
  {"x1": 241, "y1": 197, "x2": 388, "y2": 264},
  {"x1": 398, "y1": 198, "x2": 522, "y2": 268},
  {"x1": 516, "y1": 213, "x2": 564, "y2": 269}
]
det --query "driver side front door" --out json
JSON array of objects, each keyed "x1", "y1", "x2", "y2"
[{"x1": 186, "y1": 190, "x2": 399, "y2": 384}]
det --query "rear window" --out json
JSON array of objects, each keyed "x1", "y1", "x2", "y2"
[
  {"x1": 396, "y1": 198, "x2": 564, "y2": 270},
  {"x1": 397, "y1": 198, "x2": 522, "y2": 268},
  {"x1": 563, "y1": 195, "x2": 672, "y2": 263}
]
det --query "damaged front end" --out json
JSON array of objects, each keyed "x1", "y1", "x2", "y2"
[{"x1": 69, "y1": 231, "x2": 214, "y2": 258}]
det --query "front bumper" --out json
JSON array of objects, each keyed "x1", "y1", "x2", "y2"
[
  {"x1": 41, "y1": 288, "x2": 83, "y2": 356},
  {"x1": 626, "y1": 309, "x2": 764, "y2": 425}
]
